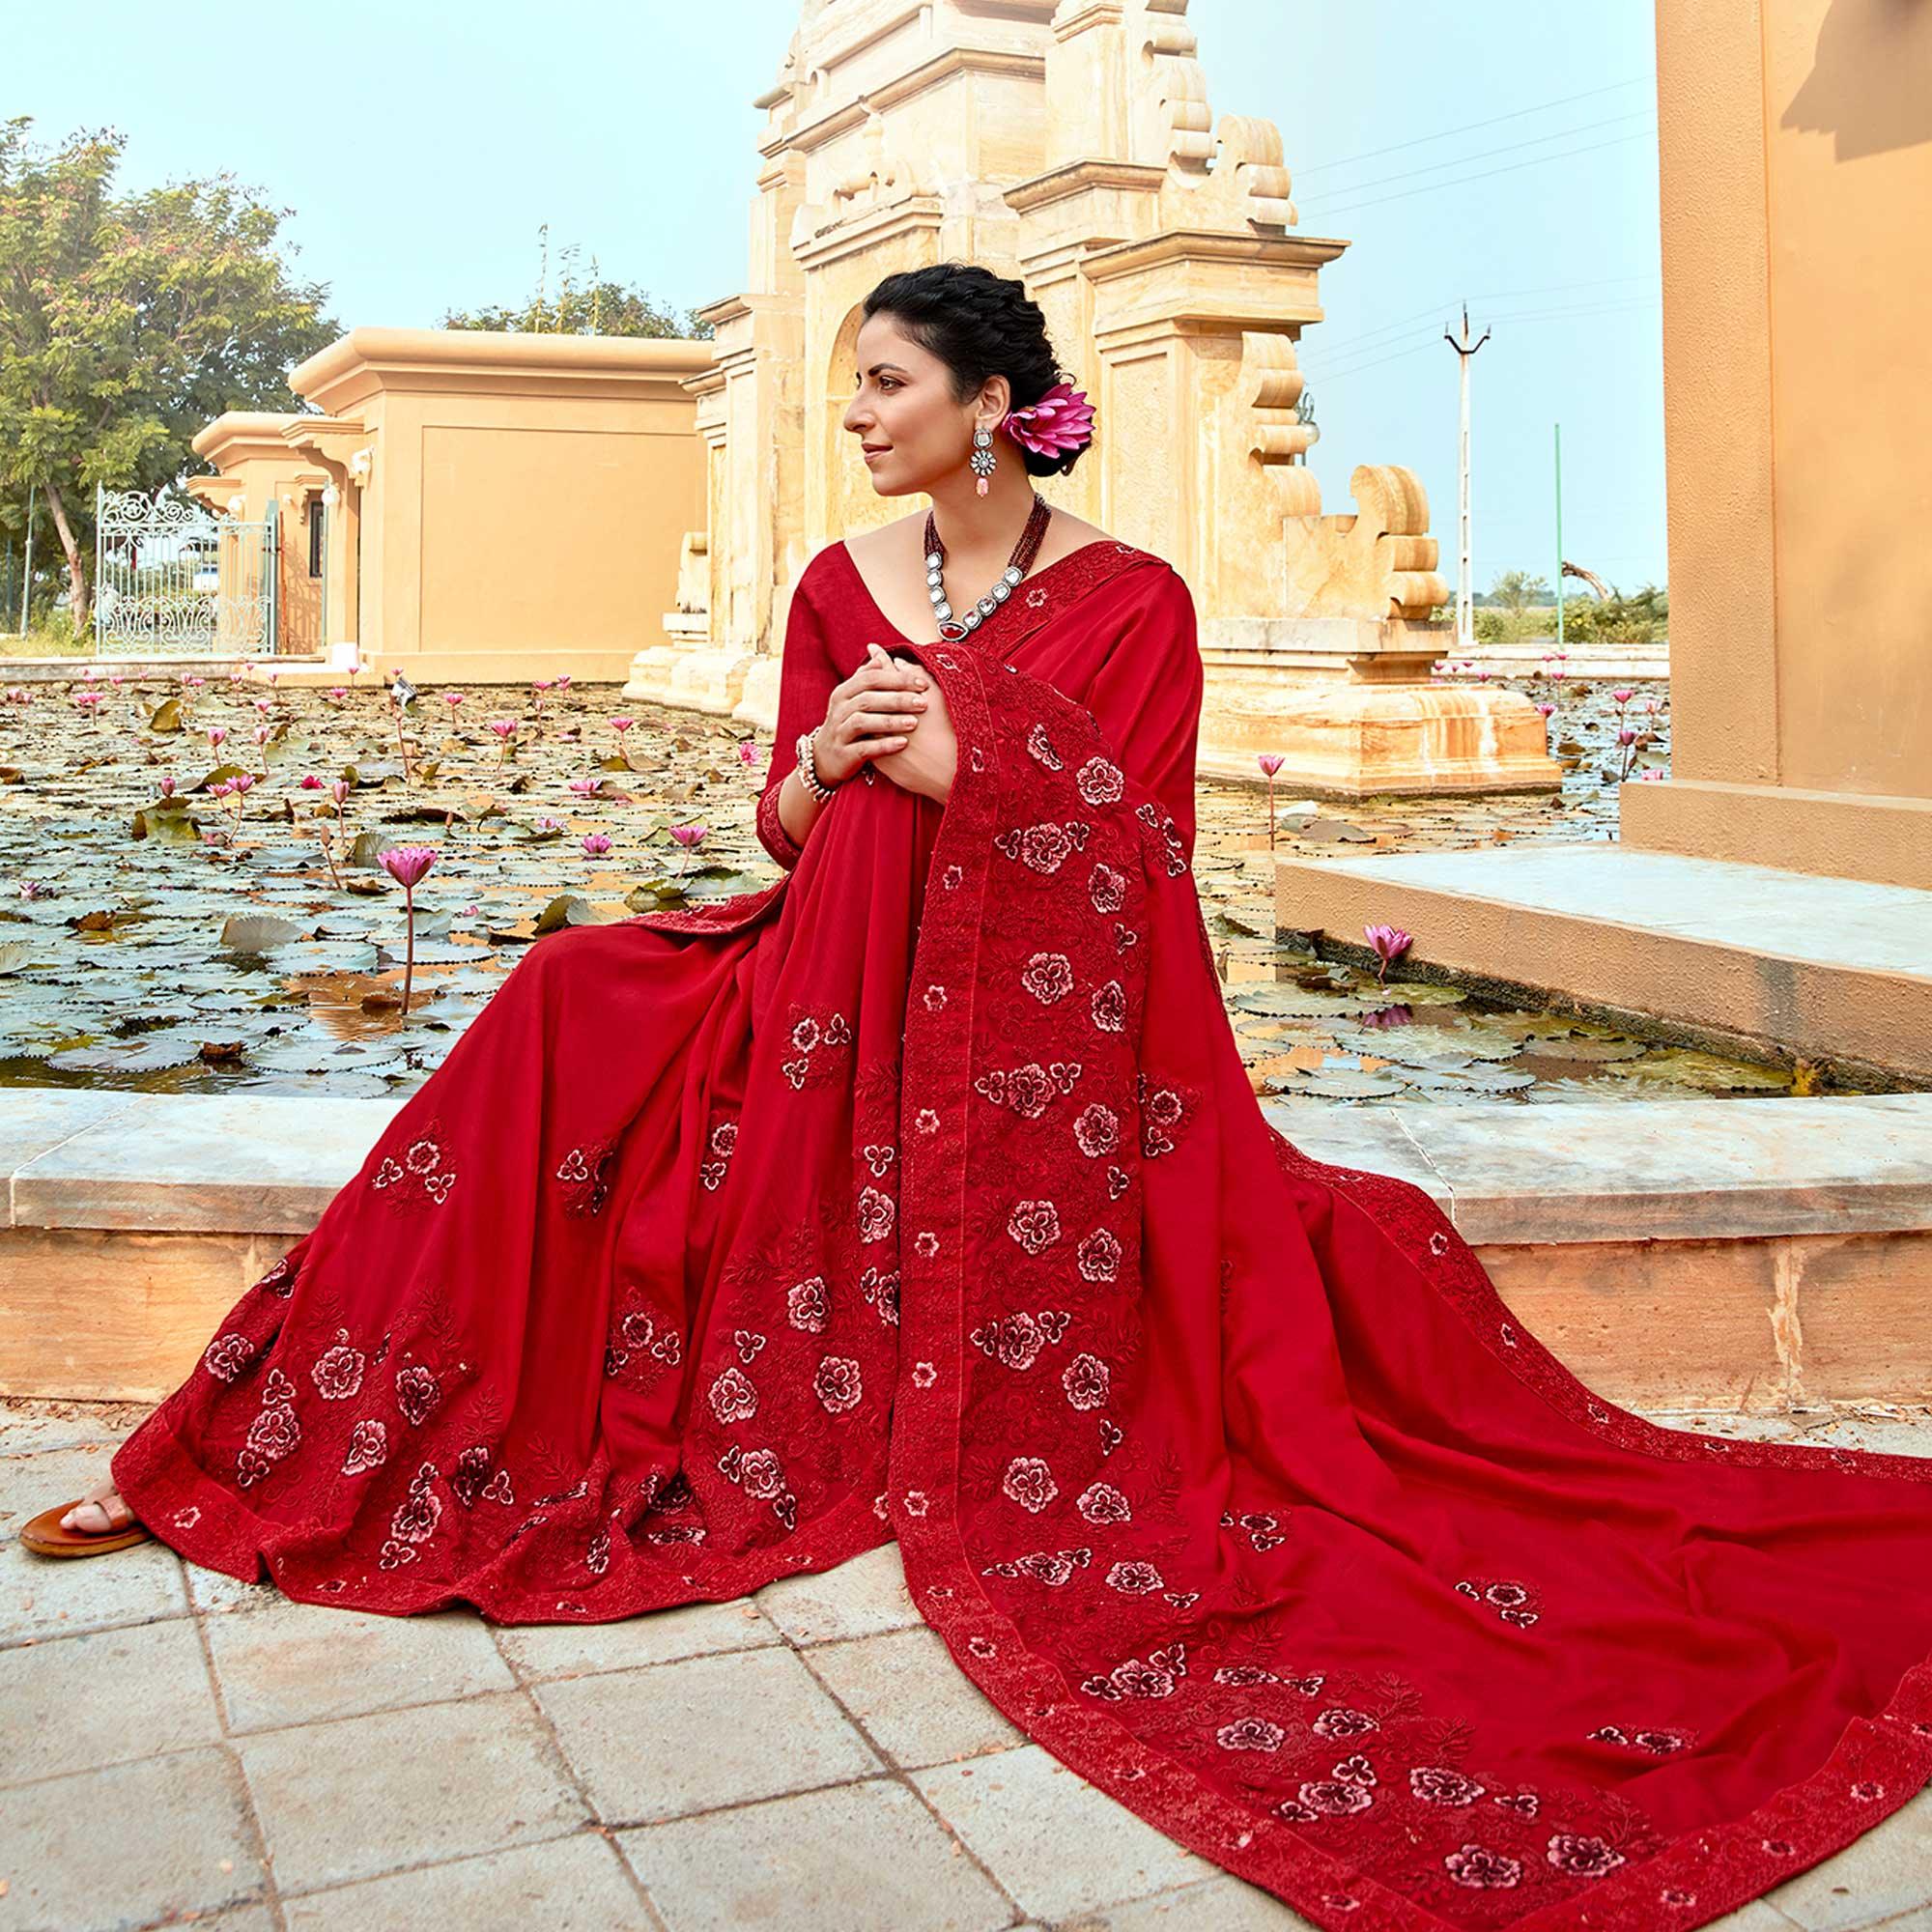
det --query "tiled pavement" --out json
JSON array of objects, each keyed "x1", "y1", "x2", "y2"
[{"x1": 3, "y1": 1399, "x2": 1929, "y2": 1932}]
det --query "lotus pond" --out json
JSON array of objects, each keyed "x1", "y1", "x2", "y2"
[{"x1": 0, "y1": 664, "x2": 1827, "y2": 1103}]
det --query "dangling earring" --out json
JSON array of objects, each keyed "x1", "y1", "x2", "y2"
[{"x1": 970, "y1": 422, "x2": 996, "y2": 497}]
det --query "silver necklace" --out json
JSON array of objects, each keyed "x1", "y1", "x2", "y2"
[{"x1": 923, "y1": 493, "x2": 1052, "y2": 641}]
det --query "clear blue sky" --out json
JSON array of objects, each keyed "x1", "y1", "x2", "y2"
[{"x1": 17, "y1": 0, "x2": 1666, "y2": 591}]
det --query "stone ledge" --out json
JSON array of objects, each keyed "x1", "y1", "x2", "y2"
[
  {"x1": 1260, "y1": 1092, "x2": 1932, "y2": 1245},
  {"x1": 5, "y1": 1091, "x2": 1932, "y2": 1407},
  {"x1": 4, "y1": 1089, "x2": 1931, "y2": 1246}
]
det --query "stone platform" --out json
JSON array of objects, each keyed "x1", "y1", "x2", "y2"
[
  {"x1": 2, "y1": 1396, "x2": 1927, "y2": 1931},
  {"x1": 1274, "y1": 842, "x2": 1932, "y2": 1082},
  {"x1": 3, "y1": 1090, "x2": 1929, "y2": 1411}
]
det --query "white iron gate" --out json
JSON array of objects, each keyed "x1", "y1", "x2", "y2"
[{"x1": 94, "y1": 486, "x2": 278, "y2": 656}]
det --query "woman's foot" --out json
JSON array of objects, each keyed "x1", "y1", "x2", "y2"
[
  {"x1": 20, "y1": 1476, "x2": 152, "y2": 1557},
  {"x1": 59, "y1": 1481, "x2": 132, "y2": 1535}
]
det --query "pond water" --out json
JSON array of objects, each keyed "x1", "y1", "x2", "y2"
[{"x1": 0, "y1": 668, "x2": 1876, "y2": 1103}]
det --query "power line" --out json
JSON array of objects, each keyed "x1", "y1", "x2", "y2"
[
  {"x1": 1311, "y1": 128, "x2": 1656, "y2": 222},
  {"x1": 1310, "y1": 296, "x2": 1662, "y2": 382},
  {"x1": 1297, "y1": 109, "x2": 1654, "y2": 206},
  {"x1": 1310, "y1": 271, "x2": 1660, "y2": 361},
  {"x1": 1307, "y1": 297, "x2": 1662, "y2": 386},
  {"x1": 1293, "y1": 74, "x2": 1652, "y2": 179}
]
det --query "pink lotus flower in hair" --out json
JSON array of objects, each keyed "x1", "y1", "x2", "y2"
[{"x1": 1002, "y1": 379, "x2": 1094, "y2": 459}]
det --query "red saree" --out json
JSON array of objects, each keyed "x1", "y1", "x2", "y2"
[{"x1": 113, "y1": 537, "x2": 1932, "y2": 1932}]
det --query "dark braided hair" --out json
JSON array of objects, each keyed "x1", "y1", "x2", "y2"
[{"x1": 860, "y1": 261, "x2": 1090, "y2": 480}]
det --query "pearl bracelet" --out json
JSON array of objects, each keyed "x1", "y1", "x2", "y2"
[{"x1": 794, "y1": 726, "x2": 839, "y2": 804}]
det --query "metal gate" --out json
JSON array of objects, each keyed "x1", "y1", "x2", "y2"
[{"x1": 94, "y1": 486, "x2": 278, "y2": 656}]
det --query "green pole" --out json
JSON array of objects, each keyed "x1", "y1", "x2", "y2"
[{"x1": 1553, "y1": 422, "x2": 1565, "y2": 652}]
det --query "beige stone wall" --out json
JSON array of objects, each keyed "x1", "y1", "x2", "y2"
[{"x1": 1622, "y1": 0, "x2": 1932, "y2": 886}]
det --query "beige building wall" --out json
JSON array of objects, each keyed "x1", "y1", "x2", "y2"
[
  {"x1": 190, "y1": 331, "x2": 716, "y2": 685},
  {"x1": 1622, "y1": 0, "x2": 1932, "y2": 887}
]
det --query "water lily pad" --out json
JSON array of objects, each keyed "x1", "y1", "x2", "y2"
[{"x1": 221, "y1": 913, "x2": 307, "y2": 952}]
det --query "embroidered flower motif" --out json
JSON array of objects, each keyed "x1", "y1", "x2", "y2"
[
  {"x1": 1075, "y1": 756, "x2": 1124, "y2": 806},
  {"x1": 857, "y1": 1185, "x2": 896, "y2": 1243},
  {"x1": 923, "y1": 983, "x2": 948, "y2": 1011},
  {"x1": 1444, "y1": 1844, "x2": 1522, "y2": 1889},
  {"x1": 1105, "y1": 1559, "x2": 1163, "y2": 1594},
  {"x1": 1027, "y1": 723, "x2": 1064, "y2": 769},
  {"x1": 787, "y1": 1276, "x2": 830, "y2": 1332},
  {"x1": 1019, "y1": 952, "x2": 1073, "y2": 1004},
  {"x1": 342, "y1": 1418, "x2": 388, "y2": 1474},
  {"x1": 254, "y1": 1255, "x2": 296, "y2": 1297},
  {"x1": 914, "y1": 1231, "x2": 939, "y2": 1258},
  {"x1": 202, "y1": 1333, "x2": 254, "y2": 1382},
  {"x1": 1315, "y1": 1708, "x2": 1381, "y2": 1740},
  {"x1": 915, "y1": 1107, "x2": 940, "y2": 1133},
  {"x1": 1002, "y1": 1456, "x2": 1058, "y2": 1512},
  {"x1": 1063, "y1": 1352, "x2": 1110, "y2": 1408},
  {"x1": 1410, "y1": 1765, "x2": 1483, "y2": 1803},
  {"x1": 1090, "y1": 980, "x2": 1127, "y2": 1033},
  {"x1": 901, "y1": 1489, "x2": 930, "y2": 1518},
  {"x1": 1007, "y1": 1199, "x2": 1062, "y2": 1254},
  {"x1": 394, "y1": 1363, "x2": 442, "y2": 1427},
  {"x1": 172, "y1": 1505, "x2": 202, "y2": 1528},
  {"x1": 1076, "y1": 1480, "x2": 1131, "y2": 1524},
  {"x1": 942, "y1": 864, "x2": 963, "y2": 891},
  {"x1": 311, "y1": 1337, "x2": 366, "y2": 1401},
  {"x1": 1088, "y1": 863, "x2": 1126, "y2": 915},
  {"x1": 1076, "y1": 1228, "x2": 1122, "y2": 1283},
  {"x1": 245, "y1": 1403, "x2": 300, "y2": 1463},
  {"x1": 708, "y1": 1364, "x2": 757, "y2": 1423},
  {"x1": 1072, "y1": 1103, "x2": 1120, "y2": 1156},
  {"x1": 1546, "y1": 1834, "x2": 1626, "y2": 1877},
  {"x1": 814, "y1": 1355, "x2": 863, "y2": 1414},
  {"x1": 912, "y1": 1360, "x2": 937, "y2": 1387}
]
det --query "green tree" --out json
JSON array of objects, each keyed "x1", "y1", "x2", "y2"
[
  {"x1": 0, "y1": 118, "x2": 337, "y2": 631},
  {"x1": 440, "y1": 228, "x2": 713, "y2": 340},
  {"x1": 1488, "y1": 568, "x2": 1550, "y2": 614}
]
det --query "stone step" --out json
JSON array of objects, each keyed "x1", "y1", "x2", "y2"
[
  {"x1": 2, "y1": 1089, "x2": 1928, "y2": 1410},
  {"x1": 1274, "y1": 840, "x2": 1932, "y2": 1081}
]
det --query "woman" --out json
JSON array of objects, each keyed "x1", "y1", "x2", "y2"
[{"x1": 26, "y1": 263, "x2": 1932, "y2": 1931}]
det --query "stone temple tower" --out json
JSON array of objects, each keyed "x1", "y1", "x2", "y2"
[{"x1": 623, "y1": 0, "x2": 1556, "y2": 798}]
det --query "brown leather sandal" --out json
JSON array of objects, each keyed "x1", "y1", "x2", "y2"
[{"x1": 19, "y1": 1489, "x2": 154, "y2": 1557}]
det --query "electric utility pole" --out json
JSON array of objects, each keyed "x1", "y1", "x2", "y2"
[{"x1": 1444, "y1": 304, "x2": 1491, "y2": 653}]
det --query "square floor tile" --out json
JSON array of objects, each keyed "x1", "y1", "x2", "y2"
[
  {"x1": 237, "y1": 1689, "x2": 587, "y2": 1893},
  {"x1": 536, "y1": 1644, "x2": 883, "y2": 1825}
]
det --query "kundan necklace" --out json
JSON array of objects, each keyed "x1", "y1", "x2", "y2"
[{"x1": 924, "y1": 492, "x2": 1053, "y2": 641}]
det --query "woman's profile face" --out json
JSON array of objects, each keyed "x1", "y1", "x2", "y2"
[{"x1": 841, "y1": 312, "x2": 1007, "y2": 497}]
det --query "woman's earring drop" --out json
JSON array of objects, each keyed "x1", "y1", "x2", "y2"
[{"x1": 971, "y1": 423, "x2": 996, "y2": 497}]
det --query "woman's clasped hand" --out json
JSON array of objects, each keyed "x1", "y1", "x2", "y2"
[{"x1": 813, "y1": 641, "x2": 957, "y2": 804}]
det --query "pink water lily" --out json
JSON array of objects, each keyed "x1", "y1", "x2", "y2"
[
  {"x1": 207, "y1": 725, "x2": 228, "y2": 751},
  {"x1": 610, "y1": 716, "x2": 633, "y2": 736},
  {"x1": 668, "y1": 821, "x2": 709, "y2": 879},
  {"x1": 299, "y1": 773, "x2": 323, "y2": 789},
  {"x1": 568, "y1": 777, "x2": 604, "y2": 797},
  {"x1": 379, "y1": 845, "x2": 439, "y2": 1014},
  {"x1": 1364, "y1": 923, "x2": 1413, "y2": 988},
  {"x1": 380, "y1": 844, "x2": 438, "y2": 891},
  {"x1": 581, "y1": 832, "x2": 613, "y2": 858},
  {"x1": 1255, "y1": 753, "x2": 1287, "y2": 850}
]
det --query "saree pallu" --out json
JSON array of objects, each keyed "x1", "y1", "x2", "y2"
[{"x1": 113, "y1": 537, "x2": 1932, "y2": 1932}]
